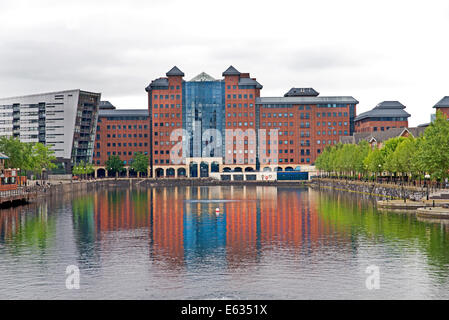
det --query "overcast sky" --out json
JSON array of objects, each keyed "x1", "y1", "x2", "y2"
[{"x1": 0, "y1": 0, "x2": 448, "y2": 126}]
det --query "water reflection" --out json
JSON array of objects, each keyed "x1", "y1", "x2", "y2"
[
  {"x1": 69, "y1": 187, "x2": 338, "y2": 270},
  {"x1": 0, "y1": 202, "x2": 55, "y2": 254},
  {"x1": 1, "y1": 186, "x2": 449, "y2": 299},
  {"x1": 317, "y1": 191, "x2": 449, "y2": 282}
]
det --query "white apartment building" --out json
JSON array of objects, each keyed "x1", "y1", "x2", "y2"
[{"x1": 0, "y1": 89, "x2": 101, "y2": 172}]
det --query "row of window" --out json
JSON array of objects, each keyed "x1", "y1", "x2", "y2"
[
  {"x1": 261, "y1": 122, "x2": 297, "y2": 127},
  {"x1": 227, "y1": 103, "x2": 254, "y2": 108},
  {"x1": 154, "y1": 132, "x2": 178, "y2": 136},
  {"x1": 153, "y1": 104, "x2": 181, "y2": 109},
  {"x1": 95, "y1": 151, "x2": 148, "y2": 157},
  {"x1": 105, "y1": 151, "x2": 148, "y2": 157},
  {"x1": 317, "y1": 130, "x2": 348, "y2": 136},
  {"x1": 153, "y1": 94, "x2": 181, "y2": 100},
  {"x1": 260, "y1": 105, "x2": 312, "y2": 109},
  {"x1": 154, "y1": 159, "x2": 171, "y2": 164},
  {"x1": 226, "y1": 94, "x2": 254, "y2": 99},
  {"x1": 227, "y1": 112, "x2": 254, "y2": 117},
  {"x1": 260, "y1": 158, "x2": 310, "y2": 163},
  {"x1": 104, "y1": 125, "x2": 148, "y2": 130},
  {"x1": 154, "y1": 150, "x2": 174, "y2": 155},
  {"x1": 105, "y1": 142, "x2": 148, "y2": 147},
  {"x1": 260, "y1": 149, "x2": 296, "y2": 154},
  {"x1": 95, "y1": 159, "x2": 140, "y2": 165},
  {"x1": 227, "y1": 150, "x2": 256, "y2": 154},
  {"x1": 262, "y1": 113, "x2": 294, "y2": 118},
  {"x1": 154, "y1": 113, "x2": 181, "y2": 118},
  {"x1": 226, "y1": 122, "x2": 254, "y2": 127},
  {"x1": 316, "y1": 140, "x2": 338, "y2": 145},
  {"x1": 317, "y1": 121, "x2": 348, "y2": 126},
  {"x1": 101, "y1": 133, "x2": 148, "y2": 138},
  {"x1": 154, "y1": 122, "x2": 181, "y2": 127},
  {"x1": 259, "y1": 140, "x2": 303, "y2": 145},
  {"x1": 154, "y1": 141, "x2": 177, "y2": 146},
  {"x1": 373, "y1": 126, "x2": 400, "y2": 131},
  {"x1": 317, "y1": 112, "x2": 348, "y2": 117}
]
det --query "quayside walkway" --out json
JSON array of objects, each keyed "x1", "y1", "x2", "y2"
[{"x1": 0, "y1": 185, "x2": 43, "y2": 207}]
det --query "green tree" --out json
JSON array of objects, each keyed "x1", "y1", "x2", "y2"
[
  {"x1": 382, "y1": 137, "x2": 405, "y2": 175},
  {"x1": 354, "y1": 141, "x2": 371, "y2": 176},
  {"x1": 315, "y1": 146, "x2": 333, "y2": 176},
  {"x1": 418, "y1": 111, "x2": 449, "y2": 180},
  {"x1": 364, "y1": 148, "x2": 384, "y2": 177},
  {"x1": 105, "y1": 155, "x2": 124, "y2": 178},
  {"x1": 86, "y1": 162, "x2": 94, "y2": 178},
  {"x1": 130, "y1": 152, "x2": 149, "y2": 178},
  {"x1": 30, "y1": 143, "x2": 57, "y2": 180},
  {"x1": 0, "y1": 136, "x2": 33, "y2": 173},
  {"x1": 388, "y1": 136, "x2": 418, "y2": 180},
  {"x1": 412, "y1": 136, "x2": 426, "y2": 175},
  {"x1": 315, "y1": 141, "x2": 370, "y2": 178},
  {"x1": 72, "y1": 160, "x2": 95, "y2": 180}
]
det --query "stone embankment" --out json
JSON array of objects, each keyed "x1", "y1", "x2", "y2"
[
  {"x1": 310, "y1": 178, "x2": 427, "y2": 201},
  {"x1": 310, "y1": 178, "x2": 449, "y2": 221},
  {"x1": 24, "y1": 177, "x2": 309, "y2": 201}
]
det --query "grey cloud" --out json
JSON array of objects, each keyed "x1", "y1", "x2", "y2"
[
  {"x1": 0, "y1": 0, "x2": 448, "y2": 128},
  {"x1": 284, "y1": 47, "x2": 365, "y2": 72}
]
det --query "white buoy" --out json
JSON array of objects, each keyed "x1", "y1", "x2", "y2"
[{"x1": 215, "y1": 207, "x2": 220, "y2": 216}]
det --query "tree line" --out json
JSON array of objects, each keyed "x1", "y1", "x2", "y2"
[
  {"x1": 0, "y1": 136, "x2": 150, "y2": 180},
  {"x1": 73, "y1": 153, "x2": 149, "y2": 179},
  {"x1": 104, "y1": 153, "x2": 149, "y2": 178},
  {"x1": 315, "y1": 111, "x2": 449, "y2": 183}
]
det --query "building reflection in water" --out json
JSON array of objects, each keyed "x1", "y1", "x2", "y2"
[
  {"x1": 0, "y1": 202, "x2": 53, "y2": 253},
  {"x1": 2, "y1": 186, "x2": 449, "y2": 279},
  {"x1": 85, "y1": 186, "x2": 331, "y2": 270}
]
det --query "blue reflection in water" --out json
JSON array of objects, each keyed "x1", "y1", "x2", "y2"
[{"x1": 183, "y1": 201, "x2": 227, "y2": 268}]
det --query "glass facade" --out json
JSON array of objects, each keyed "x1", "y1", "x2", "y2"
[
  {"x1": 182, "y1": 81, "x2": 226, "y2": 158},
  {"x1": 71, "y1": 92, "x2": 100, "y2": 164}
]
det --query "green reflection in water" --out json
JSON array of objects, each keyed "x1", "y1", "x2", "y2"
[
  {"x1": 72, "y1": 193, "x2": 96, "y2": 239},
  {"x1": 317, "y1": 191, "x2": 449, "y2": 278},
  {"x1": 70, "y1": 189, "x2": 152, "y2": 259},
  {"x1": 0, "y1": 203, "x2": 56, "y2": 255}
]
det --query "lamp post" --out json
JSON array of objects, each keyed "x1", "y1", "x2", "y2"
[
  {"x1": 378, "y1": 164, "x2": 382, "y2": 183},
  {"x1": 42, "y1": 168, "x2": 46, "y2": 185},
  {"x1": 401, "y1": 181, "x2": 406, "y2": 203},
  {"x1": 425, "y1": 174, "x2": 431, "y2": 201}
]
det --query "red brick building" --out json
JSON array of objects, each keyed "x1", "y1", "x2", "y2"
[
  {"x1": 145, "y1": 67, "x2": 184, "y2": 176},
  {"x1": 354, "y1": 101, "x2": 410, "y2": 133},
  {"x1": 223, "y1": 66, "x2": 262, "y2": 169},
  {"x1": 93, "y1": 101, "x2": 150, "y2": 176},
  {"x1": 145, "y1": 66, "x2": 359, "y2": 177},
  {"x1": 256, "y1": 88, "x2": 357, "y2": 166},
  {"x1": 433, "y1": 96, "x2": 449, "y2": 119}
]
